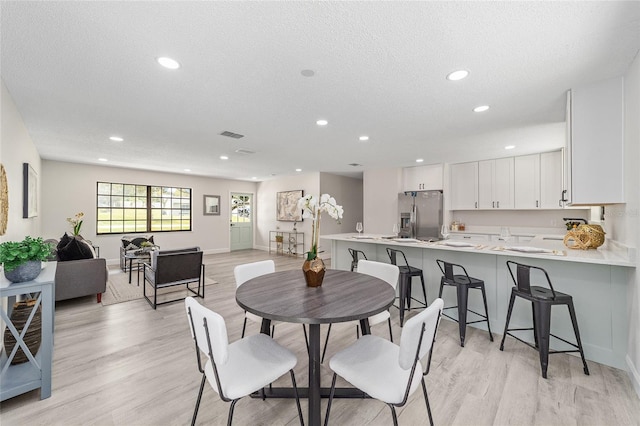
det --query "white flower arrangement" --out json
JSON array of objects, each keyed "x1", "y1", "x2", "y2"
[{"x1": 297, "y1": 194, "x2": 344, "y2": 261}]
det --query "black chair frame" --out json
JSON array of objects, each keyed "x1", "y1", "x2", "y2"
[
  {"x1": 500, "y1": 260, "x2": 590, "y2": 379},
  {"x1": 143, "y1": 249, "x2": 204, "y2": 309},
  {"x1": 187, "y1": 307, "x2": 304, "y2": 426},
  {"x1": 436, "y1": 259, "x2": 493, "y2": 347},
  {"x1": 386, "y1": 247, "x2": 428, "y2": 326},
  {"x1": 348, "y1": 248, "x2": 368, "y2": 271}
]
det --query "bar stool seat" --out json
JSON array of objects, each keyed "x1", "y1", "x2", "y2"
[
  {"x1": 348, "y1": 248, "x2": 367, "y2": 271},
  {"x1": 436, "y1": 259, "x2": 493, "y2": 347},
  {"x1": 500, "y1": 261, "x2": 590, "y2": 379},
  {"x1": 386, "y1": 248, "x2": 428, "y2": 326}
]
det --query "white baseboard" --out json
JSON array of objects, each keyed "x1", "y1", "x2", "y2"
[{"x1": 627, "y1": 355, "x2": 640, "y2": 399}]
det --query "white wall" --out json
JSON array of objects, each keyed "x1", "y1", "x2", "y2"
[
  {"x1": 40, "y1": 160, "x2": 257, "y2": 263},
  {"x1": 255, "y1": 173, "x2": 320, "y2": 253},
  {"x1": 319, "y1": 172, "x2": 364, "y2": 255},
  {"x1": 1, "y1": 80, "x2": 42, "y2": 242},
  {"x1": 363, "y1": 168, "x2": 402, "y2": 234}
]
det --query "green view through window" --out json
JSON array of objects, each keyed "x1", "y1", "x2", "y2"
[{"x1": 97, "y1": 182, "x2": 191, "y2": 234}]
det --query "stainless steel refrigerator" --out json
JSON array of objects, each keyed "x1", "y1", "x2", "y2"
[{"x1": 398, "y1": 190, "x2": 443, "y2": 240}]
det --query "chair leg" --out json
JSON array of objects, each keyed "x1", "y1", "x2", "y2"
[
  {"x1": 480, "y1": 284, "x2": 494, "y2": 342},
  {"x1": 399, "y1": 276, "x2": 408, "y2": 326},
  {"x1": 406, "y1": 277, "x2": 412, "y2": 311},
  {"x1": 420, "y1": 272, "x2": 428, "y2": 307},
  {"x1": 532, "y1": 301, "x2": 539, "y2": 348},
  {"x1": 387, "y1": 318, "x2": 394, "y2": 343},
  {"x1": 96, "y1": 293, "x2": 102, "y2": 303},
  {"x1": 191, "y1": 374, "x2": 207, "y2": 426},
  {"x1": 303, "y1": 325, "x2": 309, "y2": 355},
  {"x1": 324, "y1": 373, "x2": 338, "y2": 426},
  {"x1": 456, "y1": 283, "x2": 469, "y2": 347},
  {"x1": 241, "y1": 317, "x2": 248, "y2": 338},
  {"x1": 500, "y1": 292, "x2": 516, "y2": 351},
  {"x1": 388, "y1": 404, "x2": 399, "y2": 426},
  {"x1": 421, "y1": 377, "x2": 434, "y2": 426},
  {"x1": 271, "y1": 325, "x2": 275, "y2": 338},
  {"x1": 567, "y1": 301, "x2": 590, "y2": 375},
  {"x1": 321, "y1": 324, "x2": 332, "y2": 363},
  {"x1": 534, "y1": 302, "x2": 552, "y2": 379},
  {"x1": 290, "y1": 370, "x2": 305, "y2": 426},
  {"x1": 227, "y1": 399, "x2": 238, "y2": 426}
]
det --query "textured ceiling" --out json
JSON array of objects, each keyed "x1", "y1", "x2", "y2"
[{"x1": 1, "y1": 1, "x2": 639, "y2": 181}]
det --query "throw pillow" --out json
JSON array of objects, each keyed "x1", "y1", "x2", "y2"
[{"x1": 57, "y1": 233, "x2": 95, "y2": 261}]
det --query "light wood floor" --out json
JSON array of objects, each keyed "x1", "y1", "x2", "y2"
[{"x1": 1, "y1": 250, "x2": 639, "y2": 425}]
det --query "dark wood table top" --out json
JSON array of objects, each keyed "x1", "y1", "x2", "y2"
[{"x1": 236, "y1": 269, "x2": 395, "y2": 324}]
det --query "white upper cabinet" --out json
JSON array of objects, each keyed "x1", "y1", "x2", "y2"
[
  {"x1": 450, "y1": 162, "x2": 478, "y2": 210},
  {"x1": 478, "y1": 158, "x2": 514, "y2": 209},
  {"x1": 514, "y1": 154, "x2": 541, "y2": 209},
  {"x1": 540, "y1": 150, "x2": 564, "y2": 209},
  {"x1": 568, "y1": 76, "x2": 624, "y2": 205},
  {"x1": 402, "y1": 164, "x2": 443, "y2": 192}
]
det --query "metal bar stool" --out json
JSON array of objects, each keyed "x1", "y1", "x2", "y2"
[
  {"x1": 348, "y1": 248, "x2": 367, "y2": 271},
  {"x1": 436, "y1": 259, "x2": 493, "y2": 347},
  {"x1": 500, "y1": 261, "x2": 590, "y2": 379},
  {"x1": 386, "y1": 247, "x2": 428, "y2": 326}
]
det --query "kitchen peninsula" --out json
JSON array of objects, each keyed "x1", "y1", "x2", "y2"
[{"x1": 322, "y1": 233, "x2": 636, "y2": 369}]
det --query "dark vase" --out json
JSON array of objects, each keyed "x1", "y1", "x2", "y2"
[
  {"x1": 4, "y1": 260, "x2": 42, "y2": 283},
  {"x1": 302, "y1": 257, "x2": 326, "y2": 287}
]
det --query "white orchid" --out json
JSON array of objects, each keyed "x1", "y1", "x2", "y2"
[{"x1": 298, "y1": 193, "x2": 343, "y2": 260}]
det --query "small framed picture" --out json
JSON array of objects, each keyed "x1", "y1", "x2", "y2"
[
  {"x1": 203, "y1": 195, "x2": 221, "y2": 215},
  {"x1": 23, "y1": 163, "x2": 38, "y2": 218}
]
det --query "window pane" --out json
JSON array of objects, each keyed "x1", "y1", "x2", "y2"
[
  {"x1": 112, "y1": 209, "x2": 124, "y2": 220},
  {"x1": 124, "y1": 185, "x2": 135, "y2": 196},
  {"x1": 112, "y1": 184, "x2": 124, "y2": 196},
  {"x1": 98, "y1": 195, "x2": 111, "y2": 207},
  {"x1": 97, "y1": 182, "x2": 111, "y2": 195}
]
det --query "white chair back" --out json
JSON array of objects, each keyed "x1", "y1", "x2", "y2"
[
  {"x1": 398, "y1": 298, "x2": 444, "y2": 370},
  {"x1": 357, "y1": 260, "x2": 399, "y2": 290},
  {"x1": 185, "y1": 296, "x2": 229, "y2": 365},
  {"x1": 234, "y1": 260, "x2": 275, "y2": 288}
]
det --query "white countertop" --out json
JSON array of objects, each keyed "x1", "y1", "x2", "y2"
[{"x1": 322, "y1": 233, "x2": 636, "y2": 267}]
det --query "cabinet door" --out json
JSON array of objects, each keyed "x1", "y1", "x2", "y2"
[
  {"x1": 494, "y1": 157, "x2": 514, "y2": 209},
  {"x1": 402, "y1": 167, "x2": 421, "y2": 192},
  {"x1": 450, "y1": 162, "x2": 478, "y2": 210},
  {"x1": 540, "y1": 150, "x2": 563, "y2": 209},
  {"x1": 514, "y1": 154, "x2": 541, "y2": 209},
  {"x1": 477, "y1": 160, "x2": 494, "y2": 209},
  {"x1": 403, "y1": 164, "x2": 443, "y2": 191}
]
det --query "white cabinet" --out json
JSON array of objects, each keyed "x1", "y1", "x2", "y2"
[
  {"x1": 450, "y1": 162, "x2": 478, "y2": 210},
  {"x1": 568, "y1": 76, "x2": 624, "y2": 205},
  {"x1": 514, "y1": 151, "x2": 564, "y2": 209},
  {"x1": 402, "y1": 164, "x2": 443, "y2": 191},
  {"x1": 478, "y1": 158, "x2": 514, "y2": 209}
]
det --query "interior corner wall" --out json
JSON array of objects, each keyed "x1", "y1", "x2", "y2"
[
  {"x1": 40, "y1": 160, "x2": 257, "y2": 264},
  {"x1": 363, "y1": 168, "x2": 402, "y2": 234},
  {"x1": 616, "y1": 51, "x2": 640, "y2": 397},
  {"x1": 255, "y1": 173, "x2": 320, "y2": 253},
  {"x1": 1, "y1": 79, "x2": 41, "y2": 242},
  {"x1": 319, "y1": 172, "x2": 364, "y2": 256}
]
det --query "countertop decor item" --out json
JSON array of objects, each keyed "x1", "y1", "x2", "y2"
[
  {"x1": 0, "y1": 236, "x2": 53, "y2": 282},
  {"x1": 563, "y1": 224, "x2": 605, "y2": 250},
  {"x1": 298, "y1": 193, "x2": 343, "y2": 287}
]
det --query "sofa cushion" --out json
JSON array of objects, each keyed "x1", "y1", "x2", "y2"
[
  {"x1": 57, "y1": 233, "x2": 96, "y2": 261},
  {"x1": 122, "y1": 235, "x2": 155, "y2": 251}
]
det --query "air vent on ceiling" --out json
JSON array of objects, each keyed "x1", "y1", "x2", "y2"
[
  {"x1": 235, "y1": 149, "x2": 255, "y2": 155},
  {"x1": 348, "y1": 163, "x2": 363, "y2": 167},
  {"x1": 220, "y1": 131, "x2": 244, "y2": 139}
]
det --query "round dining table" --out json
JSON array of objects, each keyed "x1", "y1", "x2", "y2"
[{"x1": 236, "y1": 268, "x2": 396, "y2": 426}]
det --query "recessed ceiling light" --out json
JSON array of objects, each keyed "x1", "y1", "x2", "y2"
[
  {"x1": 473, "y1": 105, "x2": 490, "y2": 112},
  {"x1": 359, "y1": 136, "x2": 369, "y2": 141},
  {"x1": 109, "y1": 136, "x2": 123, "y2": 142},
  {"x1": 295, "y1": 168, "x2": 302, "y2": 172},
  {"x1": 505, "y1": 145, "x2": 515, "y2": 150},
  {"x1": 98, "y1": 158, "x2": 108, "y2": 162},
  {"x1": 157, "y1": 57, "x2": 180, "y2": 69},
  {"x1": 316, "y1": 119, "x2": 328, "y2": 126},
  {"x1": 184, "y1": 168, "x2": 191, "y2": 172},
  {"x1": 301, "y1": 69, "x2": 315, "y2": 77},
  {"x1": 446, "y1": 70, "x2": 469, "y2": 81},
  {"x1": 220, "y1": 155, "x2": 229, "y2": 160},
  {"x1": 416, "y1": 158, "x2": 424, "y2": 163}
]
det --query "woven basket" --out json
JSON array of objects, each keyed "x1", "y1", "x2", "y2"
[
  {"x1": 3, "y1": 299, "x2": 42, "y2": 364},
  {"x1": 579, "y1": 224, "x2": 605, "y2": 248}
]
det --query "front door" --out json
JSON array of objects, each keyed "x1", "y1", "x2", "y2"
[{"x1": 230, "y1": 193, "x2": 253, "y2": 251}]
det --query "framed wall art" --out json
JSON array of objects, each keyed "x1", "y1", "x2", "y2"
[
  {"x1": 276, "y1": 190, "x2": 303, "y2": 222},
  {"x1": 203, "y1": 195, "x2": 221, "y2": 215},
  {"x1": 23, "y1": 163, "x2": 37, "y2": 218}
]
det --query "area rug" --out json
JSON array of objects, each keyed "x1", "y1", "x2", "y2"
[{"x1": 102, "y1": 268, "x2": 218, "y2": 306}]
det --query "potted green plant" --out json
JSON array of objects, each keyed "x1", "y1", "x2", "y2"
[{"x1": 0, "y1": 236, "x2": 53, "y2": 283}]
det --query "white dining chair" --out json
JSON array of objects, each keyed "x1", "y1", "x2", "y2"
[
  {"x1": 234, "y1": 260, "x2": 276, "y2": 337},
  {"x1": 185, "y1": 297, "x2": 304, "y2": 426},
  {"x1": 321, "y1": 260, "x2": 400, "y2": 363},
  {"x1": 324, "y1": 298, "x2": 444, "y2": 426}
]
